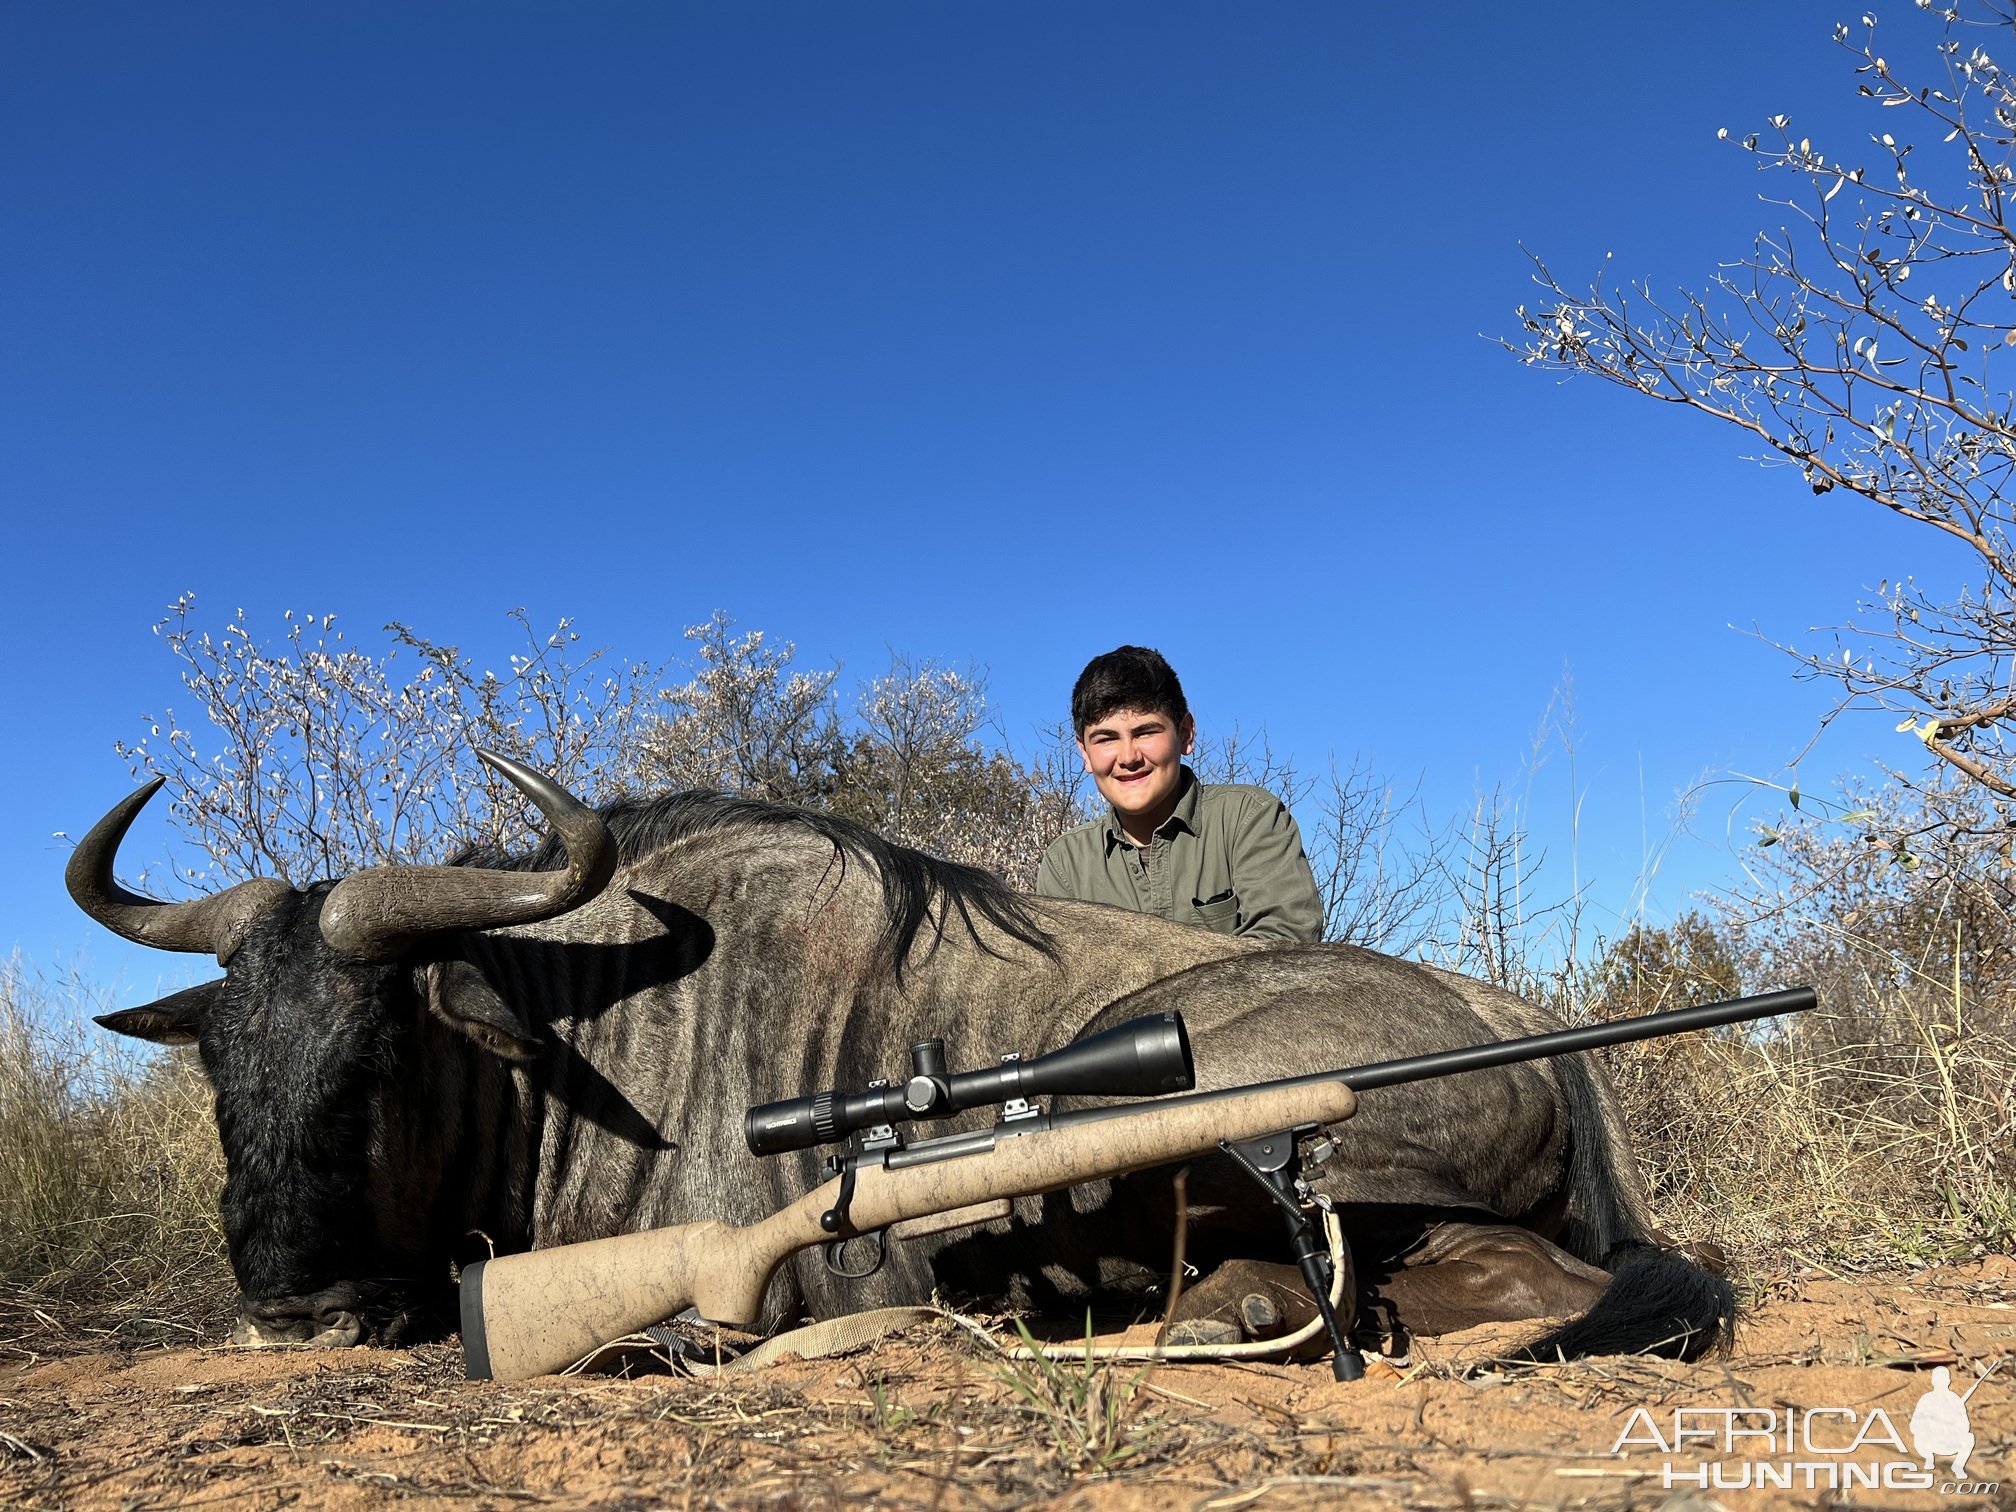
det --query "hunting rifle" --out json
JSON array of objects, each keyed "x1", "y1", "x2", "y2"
[{"x1": 461, "y1": 985, "x2": 1817, "y2": 1382}]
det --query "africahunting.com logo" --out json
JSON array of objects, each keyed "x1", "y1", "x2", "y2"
[{"x1": 1612, "y1": 1363, "x2": 2000, "y2": 1495}]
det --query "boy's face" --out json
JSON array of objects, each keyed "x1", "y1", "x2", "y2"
[{"x1": 1077, "y1": 707, "x2": 1196, "y2": 832}]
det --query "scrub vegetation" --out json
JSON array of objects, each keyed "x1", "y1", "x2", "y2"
[{"x1": 1499, "y1": 0, "x2": 2016, "y2": 1272}]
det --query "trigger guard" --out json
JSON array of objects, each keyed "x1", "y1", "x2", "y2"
[{"x1": 822, "y1": 1229, "x2": 888, "y2": 1280}]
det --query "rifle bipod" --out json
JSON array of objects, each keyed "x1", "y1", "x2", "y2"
[{"x1": 1219, "y1": 1133, "x2": 1365, "y2": 1382}]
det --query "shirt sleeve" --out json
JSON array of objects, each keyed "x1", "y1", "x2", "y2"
[{"x1": 1229, "y1": 795, "x2": 1325, "y2": 943}]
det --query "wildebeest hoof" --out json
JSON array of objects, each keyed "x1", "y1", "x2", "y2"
[
  {"x1": 1239, "y1": 1292, "x2": 1282, "y2": 1337},
  {"x1": 1163, "y1": 1318, "x2": 1243, "y2": 1347},
  {"x1": 1648, "y1": 1226, "x2": 1730, "y2": 1276},
  {"x1": 1682, "y1": 1238, "x2": 1730, "y2": 1275}
]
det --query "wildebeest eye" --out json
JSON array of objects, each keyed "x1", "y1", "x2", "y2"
[{"x1": 425, "y1": 959, "x2": 541, "y2": 1064}]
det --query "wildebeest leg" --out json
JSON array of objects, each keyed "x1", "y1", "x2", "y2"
[
  {"x1": 1164, "y1": 1258, "x2": 1330, "y2": 1351},
  {"x1": 1164, "y1": 1235, "x2": 1354, "y2": 1358},
  {"x1": 1362, "y1": 1221, "x2": 1610, "y2": 1337}
]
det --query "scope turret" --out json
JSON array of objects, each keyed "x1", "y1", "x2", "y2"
[{"x1": 743, "y1": 1011, "x2": 1193, "y2": 1157}]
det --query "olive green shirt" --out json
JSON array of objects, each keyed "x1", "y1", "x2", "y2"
[{"x1": 1035, "y1": 768, "x2": 1324, "y2": 942}]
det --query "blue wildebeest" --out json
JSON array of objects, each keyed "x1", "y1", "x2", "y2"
[{"x1": 70, "y1": 752, "x2": 1730, "y2": 1360}]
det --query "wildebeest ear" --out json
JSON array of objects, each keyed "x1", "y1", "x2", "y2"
[
  {"x1": 425, "y1": 959, "x2": 541, "y2": 1063},
  {"x1": 94, "y1": 980, "x2": 219, "y2": 1045}
]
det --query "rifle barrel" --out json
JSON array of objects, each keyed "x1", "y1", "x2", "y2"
[
  {"x1": 1335, "y1": 986, "x2": 1817, "y2": 1092},
  {"x1": 1044, "y1": 987, "x2": 1816, "y2": 1135}
]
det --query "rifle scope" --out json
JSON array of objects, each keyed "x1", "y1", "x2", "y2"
[{"x1": 744, "y1": 1010, "x2": 1193, "y2": 1157}]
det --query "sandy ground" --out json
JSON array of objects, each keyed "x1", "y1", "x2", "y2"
[{"x1": 1, "y1": 1256, "x2": 2011, "y2": 1512}]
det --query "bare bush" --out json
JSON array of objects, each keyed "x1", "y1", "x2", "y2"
[
  {"x1": 116, "y1": 596, "x2": 665, "y2": 886},
  {"x1": 1190, "y1": 724, "x2": 1308, "y2": 806},
  {"x1": 119, "y1": 602, "x2": 1083, "y2": 892},
  {"x1": 835, "y1": 655, "x2": 1081, "y2": 887},
  {"x1": 1304, "y1": 761, "x2": 1447, "y2": 955},
  {"x1": 1576, "y1": 802, "x2": 2016, "y2": 1264},
  {"x1": 1714, "y1": 773, "x2": 2016, "y2": 1031},
  {"x1": 1510, "y1": 2, "x2": 2016, "y2": 843},
  {"x1": 628, "y1": 612, "x2": 845, "y2": 805},
  {"x1": 121, "y1": 593, "x2": 1459, "y2": 931},
  {"x1": 629, "y1": 615, "x2": 1082, "y2": 887},
  {"x1": 1586, "y1": 912, "x2": 1745, "y2": 1020}
]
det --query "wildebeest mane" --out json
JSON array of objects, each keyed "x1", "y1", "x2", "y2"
[{"x1": 457, "y1": 789, "x2": 1056, "y2": 975}]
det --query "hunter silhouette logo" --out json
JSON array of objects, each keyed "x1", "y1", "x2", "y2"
[{"x1": 1910, "y1": 1364, "x2": 1991, "y2": 1480}]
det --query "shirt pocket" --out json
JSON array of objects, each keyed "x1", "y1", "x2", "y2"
[{"x1": 1189, "y1": 890, "x2": 1240, "y2": 935}]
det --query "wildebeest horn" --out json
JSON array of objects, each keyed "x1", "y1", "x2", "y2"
[
  {"x1": 317, "y1": 750, "x2": 617, "y2": 963},
  {"x1": 65, "y1": 778, "x2": 292, "y2": 963}
]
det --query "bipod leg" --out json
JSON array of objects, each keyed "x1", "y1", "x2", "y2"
[
  {"x1": 1220, "y1": 1135, "x2": 1365, "y2": 1382},
  {"x1": 1296, "y1": 1213, "x2": 1363, "y2": 1381}
]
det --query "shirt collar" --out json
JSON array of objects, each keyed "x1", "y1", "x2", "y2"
[{"x1": 1101, "y1": 766, "x2": 1200, "y2": 853}]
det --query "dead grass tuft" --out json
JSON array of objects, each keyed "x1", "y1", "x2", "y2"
[{"x1": 0, "y1": 957, "x2": 231, "y2": 1354}]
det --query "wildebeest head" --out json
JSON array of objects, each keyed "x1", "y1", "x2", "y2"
[{"x1": 67, "y1": 752, "x2": 615, "y2": 1348}]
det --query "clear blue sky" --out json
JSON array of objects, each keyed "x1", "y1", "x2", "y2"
[{"x1": 2, "y1": 1, "x2": 1963, "y2": 999}]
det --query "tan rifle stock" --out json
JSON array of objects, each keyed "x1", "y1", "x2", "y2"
[{"x1": 462, "y1": 1078, "x2": 1357, "y2": 1381}]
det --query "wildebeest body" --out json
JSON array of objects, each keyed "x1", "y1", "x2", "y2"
[{"x1": 74, "y1": 765, "x2": 1727, "y2": 1359}]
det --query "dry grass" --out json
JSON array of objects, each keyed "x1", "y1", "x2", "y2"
[
  {"x1": 1597, "y1": 971, "x2": 2016, "y2": 1273},
  {"x1": 978, "y1": 1320, "x2": 1167, "y2": 1474},
  {"x1": 12, "y1": 1263, "x2": 2010, "y2": 1512},
  {"x1": 0, "y1": 957, "x2": 231, "y2": 1355}
]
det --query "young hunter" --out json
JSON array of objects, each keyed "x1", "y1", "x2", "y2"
[{"x1": 1035, "y1": 646, "x2": 1324, "y2": 943}]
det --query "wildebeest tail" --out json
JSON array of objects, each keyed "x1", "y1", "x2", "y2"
[
  {"x1": 1510, "y1": 1243, "x2": 1733, "y2": 1362},
  {"x1": 1551, "y1": 1044, "x2": 1652, "y2": 1261},
  {"x1": 1519, "y1": 1050, "x2": 1734, "y2": 1361}
]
